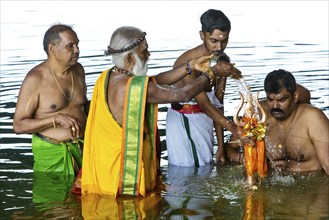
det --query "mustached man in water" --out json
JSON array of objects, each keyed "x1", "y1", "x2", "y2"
[
  {"x1": 226, "y1": 69, "x2": 329, "y2": 175},
  {"x1": 13, "y1": 24, "x2": 88, "y2": 176},
  {"x1": 80, "y1": 26, "x2": 242, "y2": 197}
]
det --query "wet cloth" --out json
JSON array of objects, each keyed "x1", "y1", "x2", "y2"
[
  {"x1": 81, "y1": 69, "x2": 158, "y2": 197},
  {"x1": 32, "y1": 171, "x2": 75, "y2": 205},
  {"x1": 166, "y1": 91, "x2": 222, "y2": 167},
  {"x1": 31, "y1": 133, "x2": 83, "y2": 175}
]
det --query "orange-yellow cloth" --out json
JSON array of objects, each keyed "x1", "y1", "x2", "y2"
[
  {"x1": 242, "y1": 115, "x2": 267, "y2": 179},
  {"x1": 243, "y1": 191, "x2": 265, "y2": 220},
  {"x1": 81, "y1": 69, "x2": 158, "y2": 197},
  {"x1": 81, "y1": 192, "x2": 161, "y2": 219}
]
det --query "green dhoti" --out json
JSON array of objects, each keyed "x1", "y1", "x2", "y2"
[
  {"x1": 32, "y1": 134, "x2": 83, "y2": 176},
  {"x1": 32, "y1": 171, "x2": 75, "y2": 204}
]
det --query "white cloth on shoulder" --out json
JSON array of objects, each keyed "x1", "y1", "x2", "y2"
[{"x1": 165, "y1": 91, "x2": 222, "y2": 166}]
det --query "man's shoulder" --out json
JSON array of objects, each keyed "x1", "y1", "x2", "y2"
[
  {"x1": 25, "y1": 63, "x2": 46, "y2": 81},
  {"x1": 18, "y1": 64, "x2": 47, "y2": 91},
  {"x1": 72, "y1": 62, "x2": 84, "y2": 73},
  {"x1": 298, "y1": 103, "x2": 328, "y2": 120},
  {"x1": 299, "y1": 103, "x2": 320, "y2": 111}
]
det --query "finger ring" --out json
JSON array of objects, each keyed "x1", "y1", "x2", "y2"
[{"x1": 72, "y1": 127, "x2": 75, "y2": 131}]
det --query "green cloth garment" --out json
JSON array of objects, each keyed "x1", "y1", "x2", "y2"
[
  {"x1": 119, "y1": 75, "x2": 157, "y2": 196},
  {"x1": 32, "y1": 134, "x2": 83, "y2": 175},
  {"x1": 32, "y1": 171, "x2": 75, "y2": 205},
  {"x1": 181, "y1": 114, "x2": 199, "y2": 167}
]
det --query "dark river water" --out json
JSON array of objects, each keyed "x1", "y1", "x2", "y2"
[{"x1": 1, "y1": 1, "x2": 328, "y2": 219}]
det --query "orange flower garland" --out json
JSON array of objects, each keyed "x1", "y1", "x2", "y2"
[{"x1": 241, "y1": 114, "x2": 267, "y2": 182}]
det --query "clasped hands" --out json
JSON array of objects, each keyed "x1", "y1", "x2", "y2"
[
  {"x1": 191, "y1": 54, "x2": 242, "y2": 79},
  {"x1": 53, "y1": 113, "x2": 81, "y2": 140}
]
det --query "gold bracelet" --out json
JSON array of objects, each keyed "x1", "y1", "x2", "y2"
[
  {"x1": 202, "y1": 68, "x2": 215, "y2": 85},
  {"x1": 184, "y1": 60, "x2": 192, "y2": 76},
  {"x1": 52, "y1": 115, "x2": 57, "y2": 128}
]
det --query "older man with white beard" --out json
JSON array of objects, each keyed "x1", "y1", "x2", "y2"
[{"x1": 81, "y1": 26, "x2": 242, "y2": 197}]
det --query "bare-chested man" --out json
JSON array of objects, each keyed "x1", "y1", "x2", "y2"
[
  {"x1": 166, "y1": 9, "x2": 312, "y2": 167},
  {"x1": 166, "y1": 9, "x2": 238, "y2": 166},
  {"x1": 226, "y1": 69, "x2": 329, "y2": 175},
  {"x1": 13, "y1": 24, "x2": 88, "y2": 176}
]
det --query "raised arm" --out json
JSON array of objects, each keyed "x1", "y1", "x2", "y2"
[
  {"x1": 154, "y1": 55, "x2": 213, "y2": 85},
  {"x1": 155, "y1": 55, "x2": 242, "y2": 85},
  {"x1": 147, "y1": 72, "x2": 214, "y2": 104}
]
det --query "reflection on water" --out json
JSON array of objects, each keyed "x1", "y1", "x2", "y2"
[
  {"x1": 5, "y1": 166, "x2": 329, "y2": 219},
  {"x1": 1, "y1": 1, "x2": 328, "y2": 219},
  {"x1": 81, "y1": 193, "x2": 162, "y2": 219}
]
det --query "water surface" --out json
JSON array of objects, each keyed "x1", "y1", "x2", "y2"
[{"x1": 1, "y1": 1, "x2": 328, "y2": 219}]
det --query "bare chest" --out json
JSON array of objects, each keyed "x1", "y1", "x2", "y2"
[
  {"x1": 38, "y1": 74, "x2": 86, "y2": 113},
  {"x1": 265, "y1": 121, "x2": 313, "y2": 162}
]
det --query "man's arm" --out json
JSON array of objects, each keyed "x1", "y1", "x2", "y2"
[
  {"x1": 214, "y1": 77, "x2": 227, "y2": 163},
  {"x1": 214, "y1": 121, "x2": 225, "y2": 163},
  {"x1": 146, "y1": 73, "x2": 213, "y2": 104},
  {"x1": 154, "y1": 55, "x2": 212, "y2": 85},
  {"x1": 13, "y1": 71, "x2": 53, "y2": 134},
  {"x1": 77, "y1": 63, "x2": 90, "y2": 116},
  {"x1": 224, "y1": 139, "x2": 244, "y2": 164},
  {"x1": 193, "y1": 91, "x2": 239, "y2": 137},
  {"x1": 297, "y1": 84, "x2": 311, "y2": 104},
  {"x1": 308, "y1": 107, "x2": 329, "y2": 175},
  {"x1": 155, "y1": 56, "x2": 242, "y2": 85}
]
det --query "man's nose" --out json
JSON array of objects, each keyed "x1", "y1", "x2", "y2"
[
  {"x1": 215, "y1": 42, "x2": 224, "y2": 52},
  {"x1": 74, "y1": 45, "x2": 80, "y2": 54},
  {"x1": 273, "y1": 100, "x2": 279, "y2": 109}
]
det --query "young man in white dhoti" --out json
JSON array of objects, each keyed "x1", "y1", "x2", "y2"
[{"x1": 166, "y1": 9, "x2": 238, "y2": 167}]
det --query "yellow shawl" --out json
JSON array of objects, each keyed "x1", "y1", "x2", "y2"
[{"x1": 81, "y1": 69, "x2": 158, "y2": 197}]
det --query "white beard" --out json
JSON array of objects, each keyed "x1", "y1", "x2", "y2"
[{"x1": 132, "y1": 55, "x2": 148, "y2": 76}]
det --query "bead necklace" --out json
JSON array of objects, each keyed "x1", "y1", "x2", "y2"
[
  {"x1": 48, "y1": 63, "x2": 74, "y2": 106},
  {"x1": 112, "y1": 66, "x2": 133, "y2": 76}
]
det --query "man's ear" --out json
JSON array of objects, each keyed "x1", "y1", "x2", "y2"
[
  {"x1": 127, "y1": 53, "x2": 135, "y2": 70},
  {"x1": 293, "y1": 90, "x2": 299, "y2": 103},
  {"x1": 199, "y1": 31, "x2": 205, "y2": 41},
  {"x1": 48, "y1": 44, "x2": 55, "y2": 55}
]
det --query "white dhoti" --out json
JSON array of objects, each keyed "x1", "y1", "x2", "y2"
[{"x1": 165, "y1": 91, "x2": 222, "y2": 167}]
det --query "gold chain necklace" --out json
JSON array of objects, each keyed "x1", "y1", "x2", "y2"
[
  {"x1": 277, "y1": 107, "x2": 298, "y2": 149},
  {"x1": 48, "y1": 63, "x2": 74, "y2": 106}
]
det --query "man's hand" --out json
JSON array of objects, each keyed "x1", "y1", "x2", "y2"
[
  {"x1": 190, "y1": 54, "x2": 214, "y2": 73},
  {"x1": 212, "y1": 61, "x2": 242, "y2": 79},
  {"x1": 270, "y1": 159, "x2": 289, "y2": 171},
  {"x1": 215, "y1": 149, "x2": 226, "y2": 164},
  {"x1": 54, "y1": 113, "x2": 81, "y2": 139}
]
